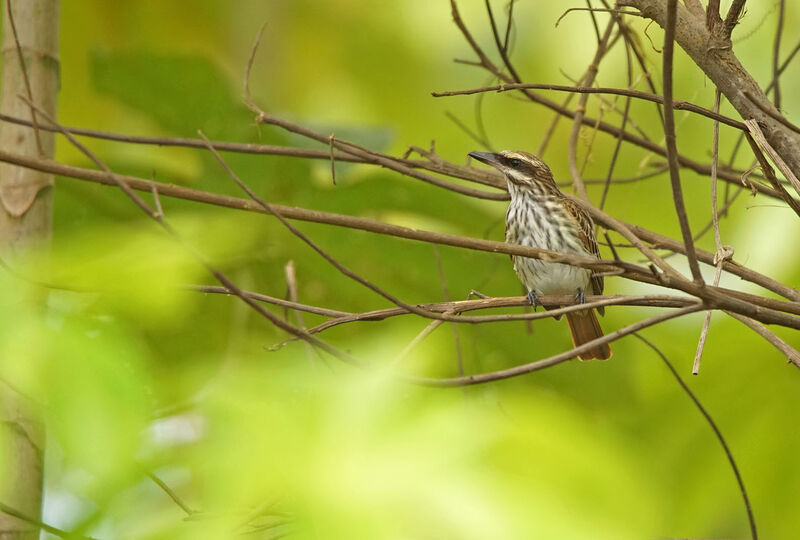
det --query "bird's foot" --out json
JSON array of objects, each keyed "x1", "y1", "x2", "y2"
[
  {"x1": 575, "y1": 288, "x2": 586, "y2": 305},
  {"x1": 527, "y1": 290, "x2": 542, "y2": 311}
]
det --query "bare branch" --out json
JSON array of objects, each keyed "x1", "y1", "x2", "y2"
[
  {"x1": 744, "y1": 119, "x2": 800, "y2": 210},
  {"x1": 432, "y1": 83, "x2": 745, "y2": 129},
  {"x1": 744, "y1": 90, "x2": 800, "y2": 135},
  {"x1": 244, "y1": 15, "x2": 507, "y2": 202},
  {"x1": 284, "y1": 260, "x2": 315, "y2": 364},
  {"x1": 274, "y1": 294, "x2": 699, "y2": 346},
  {"x1": 722, "y1": 0, "x2": 747, "y2": 39},
  {"x1": 0, "y1": 501, "x2": 92, "y2": 539},
  {"x1": 484, "y1": 0, "x2": 521, "y2": 82},
  {"x1": 20, "y1": 97, "x2": 359, "y2": 366},
  {"x1": 662, "y1": 0, "x2": 703, "y2": 283},
  {"x1": 186, "y1": 285, "x2": 352, "y2": 318},
  {"x1": 555, "y1": 7, "x2": 642, "y2": 25},
  {"x1": 148, "y1": 472, "x2": 196, "y2": 516},
  {"x1": 4, "y1": 146, "x2": 799, "y2": 311},
  {"x1": 394, "y1": 317, "x2": 448, "y2": 364},
  {"x1": 693, "y1": 90, "x2": 728, "y2": 375},
  {"x1": 197, "y1": 130, "x2": 495, "y2": 323},
  {"x1": 405, "y1": 304, "x2": 703, "y2": 387},
  {"x1": 568, "y1": 18, "x2": 617, "y2": 201},
  {"x1": 773, "y1": 0, "x2": 785, "y2": 110},
  {"x1": 600, "y1": 33, "x2": 634, "y2": 210},
  {"x1": 725, "y1": 312, "x2": 800, "y2": 369},
  {"x1": 634, "y1": 334, "x2": 758, "y2": 540},
  {"x1": 5, "y1": 0, "x2": 43, "y2": 155},
  {"x1": 621, "y1": 0, "x2": 800, "y2": 182},
  {"x1": 706, "y1": 0, "x2": 722, "y2": 31}
]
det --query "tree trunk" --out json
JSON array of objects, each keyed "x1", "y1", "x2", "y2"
[{"x1": 0, "y1": 1, "x2": 59, "y2": 538}]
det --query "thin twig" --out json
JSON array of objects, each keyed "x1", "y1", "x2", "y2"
[
  {"x1": 186, "y1": 285, "x2": 351, "y2": 318},
  {"x1": 5, "y1": 148, "x2": 800, "y2": 308},
  {"x1": 148, "y1": 472, "x2": 196, "y2": 516},
  {"x1": 555, "y1": 7, "x2": 643, "y2": 26},
  {"x1": 600, "y1": 26, "x2": 634, "y2": 210},
  {"x1": 447, "y1": 0, "x2": 781, "y2": 199},
  {"x1": 591, "y1": 165, "x2": 669, "y2": 186},
  {"x1": 243, "y1": 23, "x2": 507, "y2": 202},
  {"x1": 0, "y1": 501, "x2": 92, "y2": 539},
  {"x1": 743, "y1": 90, "x2": 800, "y2": 135},
  {"x1": 445, "y1": 110, "x2": 491, "y2": 150},
  {"x1": 328, "y1": 133, "x2": 336, "y2": 185},
  {"x1": 151, "y1": 183, "x2": 164, "y2": 219},
  {"x1": 742, "y1": 135, "x2": 799, "y2": 217},
  {"x1": 772, "y1": 0, "x2": 785, "y2": 110},
  {"x1": 662, "y1": 0, "x2": 703, "y2": 283},
  {"x1": 284, "y1": 260, "x2": 315, "y2": 365},
  {"x1": 725, "y1": 311, "x2": 800, "y2": 369},
  {"x1": 624, "y1": 218, "x2": 800, "y2": 302},
  {"x1": 0, "y1": 109, "x2": 513, "y2": 191},
  {"x1": 634, "y1": 334, "x2": 758, "y2": 540},
  {"x1": 693, "y1": 90, "x2": 728, "y2": 375},
  {"x1": 19, "y1": 97, "x2": 358, "y2": 366},
  {"x1": 536, "y1": 91, "x2": 578, "y2": 158},
  {"x1": 602, "y1": 0, "x2": 665, "y2": 126},
  {"x1": 5, "y1": 150, "x2": 799, "y2": 324},
  {"x1": 432, "y1": 83, "x2": 745, "y2": 130},
  {"x1": 744, "y1": 119, "x2": 800, "y2": 208},
  {"x1": 585, "y1": 0, "x2": 601, "y2": 44},
  {"x1": 196, "y1": 131, "x2": 449, "y2": 323},
  {"x1": 268, "y1": 294, "x2": 703, "y2": 351},
  {"x1": 406, "y1": 305, "x2": 703, "y2": 387},
  {"x1": 394, "y1": 317, "x2": 448, "y2": 364},
  {"x1": 485, "y1": 0, "x2": 521, "y2": 82},
  {"x1": 5, "y1": 0, "x2": 44, "y2": 155},
  {"x1": 502, "y1": 0, "x2": 516, "y2": 52},
  {"x1": 683, "y1": 186, "x2": 743, "y2": 248},
  {"x1": 568, "y1": 18, "x2": 617, "y2": 201}
]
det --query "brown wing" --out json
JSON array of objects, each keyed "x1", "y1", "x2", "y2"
[{"x1": 563, "y1": 199, "x2": 605, "y2": 313}]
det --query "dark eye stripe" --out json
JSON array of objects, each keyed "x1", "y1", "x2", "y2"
[
  {"x1": 504, "y1": 157, "x2": 537, "y2": 177},
  {"x1": 503, "y1": 156, "x2": 525, "y2": 168}
]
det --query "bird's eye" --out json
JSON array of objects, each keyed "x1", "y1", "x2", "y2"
[{"x1": 508, "y1": 158, "x2": 524, "y2": 168}]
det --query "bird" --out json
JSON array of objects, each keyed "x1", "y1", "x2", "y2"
[{"x1": 469, "y1": 150, "x2": 611, "y2": 361}]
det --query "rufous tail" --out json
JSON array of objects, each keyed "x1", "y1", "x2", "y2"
[{"x1": 565, "y1": 309, "x2": 612, "y2": 361}]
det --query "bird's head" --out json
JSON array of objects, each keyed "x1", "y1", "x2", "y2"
[{"x1": 469, "y1": 150, "x2": 557, "y2": 192}]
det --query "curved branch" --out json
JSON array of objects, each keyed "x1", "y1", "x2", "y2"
[
  {"x1": 404, "y1": 304, "x2": 703, "y2": 387},
  {"x1": 620, "y1": 0, "x2": 800, "y2": 181},
  {"x1": 3, "y1": 149, "x2": 800, "y2": 317},
  {"x1": 634, "y1": 334, "x2": 758, "y2": 540},
  {"x1": 432, "y1": 83, "x2": 745, "y2": 129},
  {"x1": 447, "y1": 0, "x2": 786, "y2": 201},
  {"x1": 0, "y1": 112, "x2": 508, "y2": 191},
  {"x1": 662, "y1": 0, "x2": 703, "y2": 283}
]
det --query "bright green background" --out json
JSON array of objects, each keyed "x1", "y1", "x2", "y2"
[{"x1": 1, "y1": 1, "x2": 799, "y2": 538}]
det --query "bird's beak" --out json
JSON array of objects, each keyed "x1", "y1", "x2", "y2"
[{"x1": 469, "y1": 151, "x2": 503, "y2": 169}]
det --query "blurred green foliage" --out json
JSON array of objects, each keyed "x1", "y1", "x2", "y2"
[{"x1": 0, "y1": 1, "x2": 799, "y2": 538}]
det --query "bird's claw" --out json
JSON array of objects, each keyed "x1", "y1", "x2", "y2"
[
  {"x1": 527, "y1": 290, "x2": 542, "y2": 311},
  {"x1": 575, "y1": 288, "x2": 586, "y2": 305}
]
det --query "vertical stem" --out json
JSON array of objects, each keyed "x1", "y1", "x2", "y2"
[
  {"x1": 772, "y1": 0, "x2": 785, "y2": 110},
  {"x1": 662, "y1": 0, "x2": 704, "y2": 283},
  {"x1": 0, "y1": 1, "x2": 59, "y2": 537},
  {"x1": 568, "y1": 17, "x2": 617, "y2": 202}
]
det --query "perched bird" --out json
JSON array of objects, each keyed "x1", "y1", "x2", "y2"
[{"x1": 469, "y1": 150, "x2": 611, "y2": 361}]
